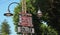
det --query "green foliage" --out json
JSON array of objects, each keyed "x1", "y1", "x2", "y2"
[
  {"x1": 31, "y1": 0, "x2": 60, "y2": 34},
  {"x1": 40, "y1": 24, "x2": 58, "y2": 35},
  {"x1": 1, "y1": 20, "x2": 10, "y2": 35},
  {"x1": 13, "y1": 1, "x2": 21, "y2": 32},
  {"x1": 13, "y1": 0, "x2": 59, "y2": 35}
]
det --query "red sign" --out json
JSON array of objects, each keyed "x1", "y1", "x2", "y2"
[{"x1": 19, "y1": 15, "x2": 32, "y2": 27}]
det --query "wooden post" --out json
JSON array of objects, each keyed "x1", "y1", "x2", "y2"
[{"x1": 22, "y1": 0, "x2": 26, "y2": 13}]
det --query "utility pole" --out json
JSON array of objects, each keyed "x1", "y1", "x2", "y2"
[
  {"x1": 18, "y1": 0, "x2": 35, "y2": 35},
  {"x1": 22, "y1": 0, "x2": 26, "y2": 14}
]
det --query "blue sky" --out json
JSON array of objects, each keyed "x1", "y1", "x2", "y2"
[{"x1": 0, "y1": 0, "x2": 20, "y2": 35}]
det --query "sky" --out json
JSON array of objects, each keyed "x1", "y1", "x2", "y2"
[{"x1": 0, "y1": 0, "x2": 20, "y2": 35}]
